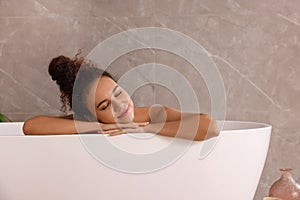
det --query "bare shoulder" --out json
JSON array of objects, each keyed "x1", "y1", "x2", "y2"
[
  {"x1": 134, "y1": 106, "x2": 183, "y2": 122},
  {"x1": 133, "y1": 107, "x2": 151, "y2": 122}
]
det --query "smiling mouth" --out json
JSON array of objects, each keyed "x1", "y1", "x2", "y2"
[{"x1": 117, "y1": 106, "x2": 130, "y2": 119}]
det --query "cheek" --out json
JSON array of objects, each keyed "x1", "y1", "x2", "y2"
[{"x1": 96, "y1": 110, "x2": 116, "y2": 123}]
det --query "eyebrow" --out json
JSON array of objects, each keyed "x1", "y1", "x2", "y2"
[
  {"x1": 96, "y1": 85, "x2": 119, "y2": 108},
  {"x1": 112, "y1": 85, "x2": 119, "y2": 94}
]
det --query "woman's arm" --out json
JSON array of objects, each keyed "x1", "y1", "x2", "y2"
[
  {"x1": 144, "y1": 114, "x2": 220, "y2": 141},
  {"x1": 23, "y1": 115, "x2": 146, "y2": 135},
  {"x1": 23, "y1": 115, "x2": 100, "y2": 135},
  {"x1": 129, "y1": 106, "x2": 220, "y2": 141}
]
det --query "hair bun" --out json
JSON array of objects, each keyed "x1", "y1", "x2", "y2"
[
  {"x1": 48, "y1": 55, "x2": 83, "y2": 112},
  {"x1": 48, "y1": 56, "x2": 78, "y2": 81}
]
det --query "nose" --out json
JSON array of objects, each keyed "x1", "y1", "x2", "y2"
[{"x1": 111, "y1": 98, "x2": 127, "y2": 113}]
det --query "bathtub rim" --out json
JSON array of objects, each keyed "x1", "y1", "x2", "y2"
[
  {"x1": 0, "y1": 120, "x2": 272, "y2": 137},
  {"x1": 216, "y1": 120, "x2": 272, "y2": 133}
]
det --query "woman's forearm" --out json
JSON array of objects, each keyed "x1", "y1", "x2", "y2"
[
  {"x1": 23, "y1": 116, "x2": 99, "y2": 135},
  {"x1": 146, "y1": 114, "x2": 220, "y2": 141}
]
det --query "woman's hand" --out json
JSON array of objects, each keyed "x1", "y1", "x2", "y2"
[{"x1": 98, "y1": 122, "x2": 149, "y2": 136}]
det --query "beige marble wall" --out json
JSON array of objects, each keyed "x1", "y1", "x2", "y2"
[{"x1": 1, "y1": 0, "x2": 300, "y2": 199}]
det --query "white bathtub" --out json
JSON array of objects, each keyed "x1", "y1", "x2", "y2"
[{"x1": 0, "y1": 121, "x2": 271, "y2": 200}]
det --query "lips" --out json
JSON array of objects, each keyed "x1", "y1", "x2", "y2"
[{"x1": 117, "y1": 105, "x2": 130, "y2": 119}]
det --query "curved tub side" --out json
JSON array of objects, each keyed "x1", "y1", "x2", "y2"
[{"x1": 0, "y1": 122, "x2": 24, "y2": 136}]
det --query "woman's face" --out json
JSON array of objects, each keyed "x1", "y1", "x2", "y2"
[{"x1": 86, "y1": 76, "x2": 135, "y2": 123}]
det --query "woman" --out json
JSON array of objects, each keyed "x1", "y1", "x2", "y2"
[{"x1": 23, "y1": 54, "x2": 220, "y2": 141}]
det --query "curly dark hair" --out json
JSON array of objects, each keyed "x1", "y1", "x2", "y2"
[{"x1": 48, "y1": 52, "x2": 115, "y2": 119}]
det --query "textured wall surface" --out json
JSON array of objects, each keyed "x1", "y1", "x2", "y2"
[{"x1": 1, "y1": 0, "x2": 300, "y2": 199}]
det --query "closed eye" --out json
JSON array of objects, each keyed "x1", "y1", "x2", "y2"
[
  {"x1": 114, "y1": 90, "x2": 122, "y2": 97},
  {"x1": 101, "y1": 102, "x2": 110, "y2": 110}
]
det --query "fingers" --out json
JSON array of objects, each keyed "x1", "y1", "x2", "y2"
[
  {"x1": 101, "y1": 122, "x2": 149, "y2": 131},
  {"x1": 98, "y1": 122, "x2": 149, "y2": 137},
  {"x1": 108, "y1": 130, "x2": 124, "y2": 136},
  {"x1": 106, "y1": 128, "x2": 136, "y2": 136},
  {"x1": 101, "y1": 123, "x2": 135, "y2": 131},
  {"x1": 117, "y1": 123, "x2": 139, "y2": 129},
  {"x1": 98, "y1": 128, "x2": 125, "y2": 136},
  {"x1": 99, "y1": 129, "x2": 121, "y2": 134},
  {"x1": 98, "y1": 127, "x2": 145, "y2": 136},
  {"x1": 97, "y1": 130, "x2": 121, "y2": 136},
  {"x1": 117, "y1": 122, "x2": 149, "y2": 128},
  {"x1": 136, "y1": 122, "x2": 149, "y2": 127}
]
